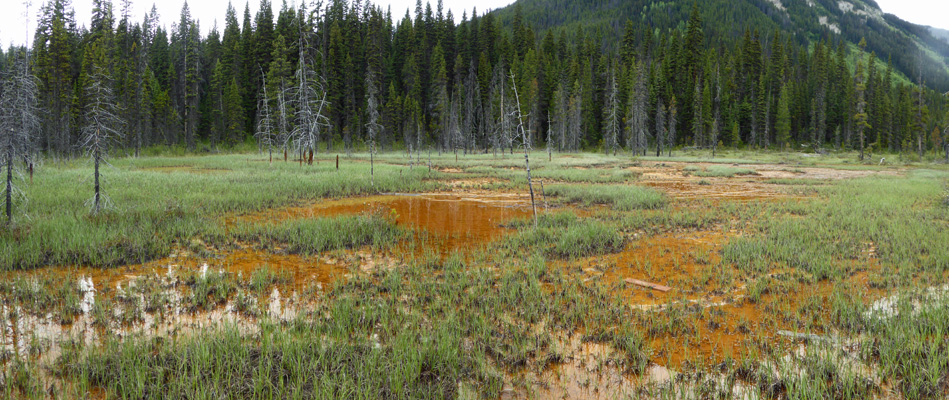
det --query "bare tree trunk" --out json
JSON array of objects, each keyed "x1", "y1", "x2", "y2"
[
  {"x1": 94, "y1": 147, "x2": 101, "y2": 214},
  {"x1": 5, "y1": 148, "x2": 11, "y2": 224},
  {"x1": 511, "y1": 72, "x2": 537, "y2": 228}
]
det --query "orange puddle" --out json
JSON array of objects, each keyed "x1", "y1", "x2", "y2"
[
  {"x1": 577, "y1": 228, "x2": 888, "y2": 369},
  {"x1": 233, "y1": 193, "x2": 533, "y2": 254},
  {"x1": 641, "y1": 178, "x2": 787, "y2": 200},
  {"x1": 580, "y1": 230, "x2": 730, "y2": 306}
]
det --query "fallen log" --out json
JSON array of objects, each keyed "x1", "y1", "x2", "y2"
[{"x1": 624, "y1": 278, "x2": 672, "y2": 292}]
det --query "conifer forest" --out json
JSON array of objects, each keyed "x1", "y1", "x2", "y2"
[{"x1": 5, "y1": 0, "x2": 946, "y2": 158}]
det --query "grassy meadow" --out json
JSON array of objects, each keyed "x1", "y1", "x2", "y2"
[{"x1": 1, "y1": 147, "x2": 949, "y2": 399}]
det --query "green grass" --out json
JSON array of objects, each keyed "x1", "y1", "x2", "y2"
[
  {"x1": 692, "y1": 165, "x2": 758, "y2": 177},
  {"x1": 869, "y1": 295, "x2": 949, "y2": 399},
  {"x1": 764, "y1": 178, "x2": 828, "y2": 185},
  {"x1": 0, "y1": 154, "x2": 439, "y2": 270},
  {"x1": 3, "y1": 149, "x2": 949, "y2": 399},
  {"x1": 223, "y1": 212, "x2": 410, "y2": 255},
  {"x1": 529, "y1": 166, "x2": 639, "y2": 183},
  {"x1": 56, "y1": 254, "x2": 649, "y2": 399},
  {"x1": 0, "y1": 275, "x2": 81, "y2": 323},
  {"x1": 502, "y1": 212, "x2": 626, "y2": 258},
  {"x1": 545, "y1": 184, "x2": 666, "y2": 210},
  {"x1": 722, "y1": 171, "x2": 949, "y2": 280}
]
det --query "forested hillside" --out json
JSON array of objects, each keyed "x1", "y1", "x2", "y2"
[
  {"x1": 493, "y1": 0, "x2": 949, "y2": 92},
  {"x1": 931, "y1": 27, "x2": 949, "y2": 45},
  {"x1": 1, "y1": 0, "x2": 947, "y2": 159}
]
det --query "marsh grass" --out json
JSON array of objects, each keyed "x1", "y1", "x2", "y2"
[
  {"x1": 55, "y1": 253, "x2": 650, "y2": 399},
  {"x1": 781, "y1": 346, "x2": 877, "y2": 400},
  {"x1": 223, "y1": 212, "x2": 409, "y2": 255},
  {"x1": 0, "y1": 154, "x2": 438, "y2": 270},
  {"x1": 764, "y1": 178, "x2": 828, "y2": 186},
  {"x1": 616, "y1": 201, "x2": 740, "y2": 234},
  {"x1": 722, "y1": 172, "x2": 949, "y2": 279},
  {"x1": 693, "y1": 165, "x2": 758, "y2": 178},
  {"x1": 248, "y1": 265, "x2": 293, "y2": 294},
  {"x1": 863, "y1": 292, "x2": 949, "y2": 399},
  {"x1": 2, "y1": 150, "x2": 949, "y2": 398},
  {"x1": 545, "y1": 184, "x2": 666, "y2": 210},
  {"x1": 0, "y1": 275, "x2": 82, "y2": 323},
  {"x1": 503, "y1": 212, "x2": 625, "y2": 258},
  {"x1": 528, "y1": 166, "x2": 639, "y2": 183}
]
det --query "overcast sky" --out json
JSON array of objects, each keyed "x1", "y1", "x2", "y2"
[
  {"x1": 1, "y1": 0, "x2": 948, "y2": 49},
  {"x1": 874, "y1": 0, "x2": 949, "y2": 32}
]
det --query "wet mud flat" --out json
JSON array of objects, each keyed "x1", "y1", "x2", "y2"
[
  {"x1": 0, "y1": 193, "x2": 535, "y2": 369},
  {"x1": 2, "y1": 158, "x2": 942, "y2": 400},
  {"x1": 630, "y1": 161, "x2": 900, "y2": 200}
]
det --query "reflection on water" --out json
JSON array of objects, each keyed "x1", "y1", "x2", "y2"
[{"x1": 236, "y1": 193, "x2": 533, "y2": 253}]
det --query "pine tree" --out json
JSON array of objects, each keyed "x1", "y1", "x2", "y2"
[
  {"x1": 210, "y1": 61, "x2": 226, "y2": 148},
  {"x1": 267, "y1": 34, "x2": 292, "y2": 152},
  {"x1": 174, "y1": 4, "x2": 201, "y2": 150},
  {"x1": 224, "y1": 77, "x2": 245, "y2": 145},
  {"x1": 627, "y1": 64, "x2": 648, "y2": 155},
  {"x1": 430, "y1": 45, "x2": 449, "y2": 151},
  {"x1": 655, "y1": 97, "x2": 666, "y2": 157},
  {"x1": 691, "y1": 80, "x2": 703, "y2": 148},
  {"x1": 34, "y1": 0, "x2": 77, "y2": 155},
  {"x1": 943, "y1": 105, "x2": 949, "y2": 163},
  {"x1": 854, "y1": 39, "x2": 870, "y2": 161},
  {"x1": 711, "y1": 71, "x2": 721, "y2": 157},
  {"x1": 552, "y1": 81, "x2": 568, "y2": 151},
  {"x1": 776, "y1": 83, "x2": 791, "y2": 150},
  {"x1": 667, "y1": 96, "x2": 677, "y2": 157},
  {"x1": 567, "y1": 79, "x2": 583, "y2": 152},
  {"x1": 914, "y1": 75, "x2": 927, "y2": 159}
]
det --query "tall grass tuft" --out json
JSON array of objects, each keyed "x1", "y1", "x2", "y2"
[{"x1": 546, "y1": 184, "x2": 666, "y2": 210}]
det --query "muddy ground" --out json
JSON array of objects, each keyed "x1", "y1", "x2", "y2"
[{"x1": 0, "y1": 159, "x2": 916, "y2": 399}]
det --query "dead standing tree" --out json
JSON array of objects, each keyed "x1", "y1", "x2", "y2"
[
  {"x1": 603, "y1": 67, "x2": 620, "y2": 156},
  {"x1": 290, "y1": 52, "x2": 330, "y2": 166},
  {"x1": 510, "y1": 72, "x2": 538, "y2": 228},
  {"x1": 256, "y1": 72, "x2": 276, "y2": 164},
  {"x1": 365, "y1": 68, "x2": 382, "y2": 187},
  {"x1": 0, "y1": 53, "x2": 40, "y2": 225},
  {"x1": 80, "y1": 70, "x2": 125, "y2": 215}
]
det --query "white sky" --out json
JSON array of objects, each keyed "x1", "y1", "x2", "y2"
[
  {"x1": 0, "y1": 0, "x2": 515, "y2": 49},
  {"x1": 2, "y1": 0, "x2": 948, "y2": 49},
  {"x1": 874, "y1": 0, "x2": 949, "y2": 32}
]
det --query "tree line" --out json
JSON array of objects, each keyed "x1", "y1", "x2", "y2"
[{"x1": 2, "y1": 0, "x2": 948, "y2": 161}]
